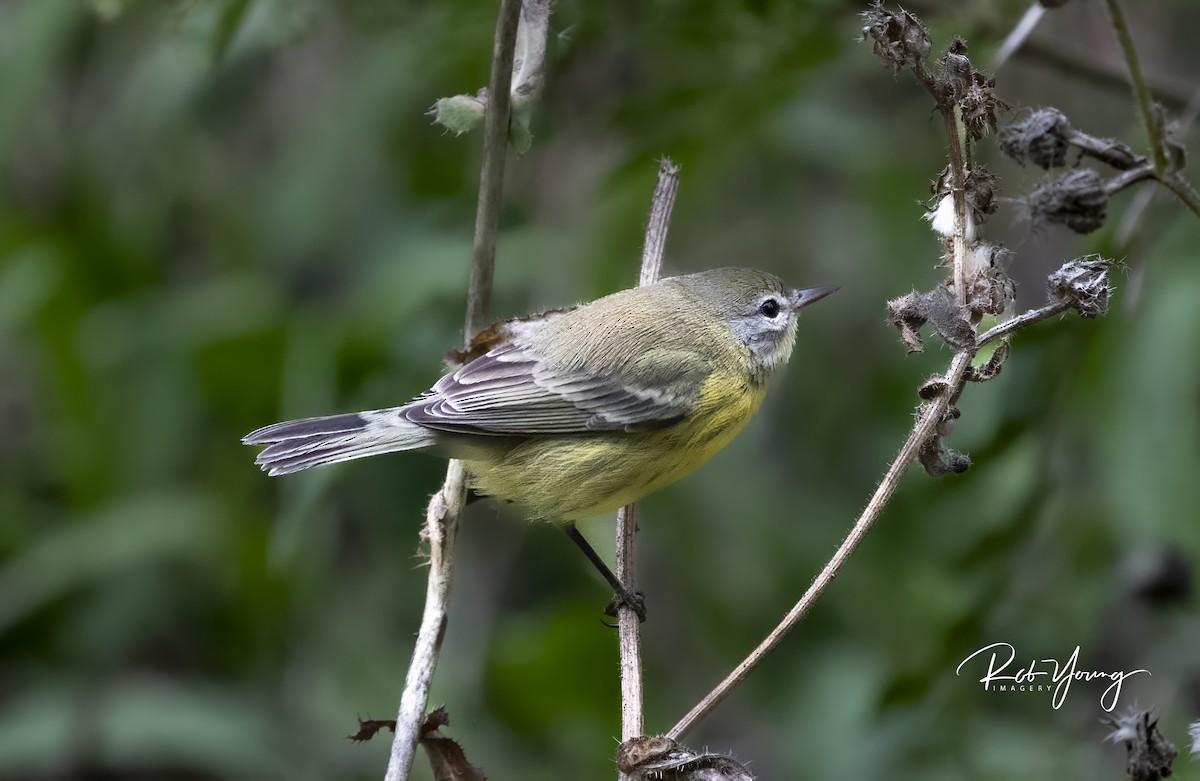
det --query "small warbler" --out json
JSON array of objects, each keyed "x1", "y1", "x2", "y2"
[{"x1": 244, "y1": 268, "x2": 834, "y2": 613}]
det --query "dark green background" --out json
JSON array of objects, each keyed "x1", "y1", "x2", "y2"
[{"x1": 3, "y1": 0, "x2": 1199, "y2": 779}]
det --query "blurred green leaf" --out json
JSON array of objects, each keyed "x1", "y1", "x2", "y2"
[{"x1": 0, "y1": 492, "x2": 222, "y2": 633}]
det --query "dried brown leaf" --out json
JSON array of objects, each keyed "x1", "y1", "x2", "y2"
[
  {"x1": 419, "y1": 707, "x2": 487, "y2": 781},
  {"x1": 348, "y1": 717, "x2": 396, "y2": 742},
  {"x1": 887, "y1": 284, "x2": 975, "y2": 353}
]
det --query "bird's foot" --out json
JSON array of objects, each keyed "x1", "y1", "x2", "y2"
[{"x1": 603, "y1": 587, "x2": 647, "y2": 624}]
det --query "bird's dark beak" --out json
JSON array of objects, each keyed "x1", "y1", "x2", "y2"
[{"x1": 790, "y1": 286, "x2": 839, "y2": 310}]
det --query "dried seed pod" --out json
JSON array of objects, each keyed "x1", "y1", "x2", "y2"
[
  {"x1": 861, "y1": 1, "x2": 931, "y2": 73},
  {"x1": 938, "y1": 37, "x2": 973, "y2": 103},
  {"x1": 966, "y1": 165, "x2": 999, "y2": 220},
  {"x1": 1047, "y1": 256, "x2": 1111, "y2": 318},
  {"x1": 1028, "y1": 168, "x2": 1109, "y2": 234},
  {"x1": 1104, "y1": 709, "x2": 1177, "y2": 781},
  {"x1": 618, "y1": 736, "x2": 755, "y2": 781},
  {"x1": 999, "y1": 108, "x2": 1071, "y2": 169},
  {"x1": 961, "y1": 71, "x2": 1008, "y2": 141}
]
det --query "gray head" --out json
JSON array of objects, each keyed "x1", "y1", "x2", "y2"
[{"x1": 671, "y1": 268, "x2": 837, "y2": 375}]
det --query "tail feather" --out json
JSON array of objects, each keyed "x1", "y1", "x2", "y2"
[
  {"x1": 243, "y1": 408, "x2": 435, "y2": 476},
  {"x1": 243, "y1": 413, "x2": 370, "y2": 444}
]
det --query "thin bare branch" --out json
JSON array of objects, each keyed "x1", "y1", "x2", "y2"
[
  {"x1": 385, "y1": 464, "x2": 470, "y2": 781},
  {"x1": 464, "y1": 0, "x2": 523, "y2": 339},
  {"x1": 615, "y1": 504, "x2": 643, "y2": 754},
  {"x1": 1103, "y1": 0, "x2": 1170, "y2": 176},
  {"x1": 668, "y1": 259, "x2": 1111, "y2": 739},
  {"x1": 668, "y1": 350, "x2": 974, "y2": 739},
  {"x1": 976, "y1": 301, "x2": 1072, "y2": 347},
  {"x1": 1105, "y1": 163, "x2": 1156, "y2": 195},
  {"x1": 384, "y1": 0, "x2": 523, "y2": 778},
  {"x1": 1099, "y1": 2, "x2": 1200, "y2": 220},
  {"x1": 616, "y1": 158, "x2": 680, "y2": 781},
  {"x1": 1116, "y1": 86, "x2": 1200, "y2": 243},
  {"x1": 992, "y1": 2, "x2": 1045, "y2": 71},
  {"x1": 1158, "y1": 173, "x2": 1200, "y2": 219},
  {"x1": 639, "y1": 159, "x2": 681, "y2": 286}
]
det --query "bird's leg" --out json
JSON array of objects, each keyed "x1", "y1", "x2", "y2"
[{"x1": 563, "y1": 523, "x2": 646, "y2": 623}]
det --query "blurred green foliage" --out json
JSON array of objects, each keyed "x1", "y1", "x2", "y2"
[{"x1": 2, "y1": 0, "x2": 1200, "y2": 779}]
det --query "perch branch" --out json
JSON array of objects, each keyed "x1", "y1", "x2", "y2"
[
  {"x1": 670, "y1": 9, "x2": 1088, "y2": 739},
  {"x1": 383, "y1": 0, "x2": 522, "y2": 778},
  {"x1": 668, "y1": 268, "x2": 1110, "y2": 740},
  {"x1": 616, "y1": 158, "x2": 680, "y2": 780},
  {"x1": 668, "y1": 350, "x2": 974, "y2": 739}
]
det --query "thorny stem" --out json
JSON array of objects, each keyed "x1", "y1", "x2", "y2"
[
  {"x1": 945, "y1": 108, "x2": 972, "y2": 306},
  {"x1": 1103, "y1": 0, "x2": 1169, "y2": 177},
  {"x1": 1159, "y1": 173, "x2": 1200, "y2": 219},
  {"x1": 384, "y1": 0, "x2": 522, "y2": 779},
  {"x1": 912, "y1": 61, "x2": 972, "y2": 307},
  {"x1": 1060, "y1": 128, "x2": 1200, "y2": 218},
  {"x1": 976, "y1": 301, "x2": 1071, "y2": 347},
  {"x1": 1100, "y1": 1, "x2": 1200, "y2": 220},
  {"x1": 616, "y1": 159, "x2": 680, "y2": 780},
  {"x1": 1065, "y1": 129, "x2": 1144, "y2": 170},
  {"x1": 669, "y1": 351, "x2": 975, "y2": 739},
  {"x1": 1105, "y1": 163, "x2": 1156, "y2": 195}
]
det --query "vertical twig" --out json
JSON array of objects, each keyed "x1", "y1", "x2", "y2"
[
  {"x1": 1103, "y1": 2, "x2": 1200, "y2": 220},
  {"x1": 945, "y1": 108, "x2": 971, "y2": 306},
  {"x1": 910, "y1": 59, "x2": 972, "y2": 307},
  {"x1": 616, "y1": 159, "x2": 680, "y2": 779},
  {"x1": 383, "y1": 0, "x2": 522, "y2": 778},
  {"x1": 465, "y1": 0, "x2": 522, "y2": 337},
  {"x1": 1104, "y1": 0, "x2": 1169, "y2": 176}
]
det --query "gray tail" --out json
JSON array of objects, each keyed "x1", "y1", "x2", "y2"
[{"x1": 243, "y1": 408, "x2": 436, "y2": 476}]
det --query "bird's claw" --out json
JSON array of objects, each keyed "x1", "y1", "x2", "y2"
[{"x1": 603, "y1": 588, "x2": 647, "y2": 624}]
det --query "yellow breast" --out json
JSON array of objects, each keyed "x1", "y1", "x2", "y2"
[{"x1": 466, "y1": 370, "x2": 768, "y2": 521}]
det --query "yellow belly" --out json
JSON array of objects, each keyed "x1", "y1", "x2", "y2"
[{"x1": 465, "y1": 372, "x2": 767, "y2": 521}]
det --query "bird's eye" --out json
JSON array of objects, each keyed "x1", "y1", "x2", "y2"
[{"x1": 758, "y1": 298, "x2": 781, "y2": 318}]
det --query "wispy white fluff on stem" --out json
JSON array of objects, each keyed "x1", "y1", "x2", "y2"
[{"x1": 925, "y1": 194, "x2": 976, "y2": 241}]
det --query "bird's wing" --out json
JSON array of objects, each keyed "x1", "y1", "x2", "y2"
[{"x1": 401, "y1": 341, "x2": 711, "y2": 435}]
